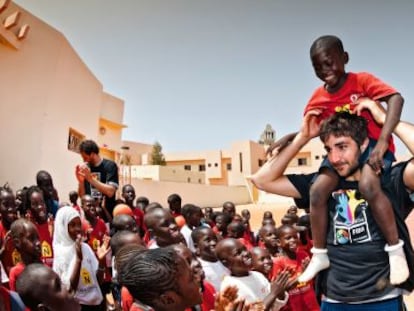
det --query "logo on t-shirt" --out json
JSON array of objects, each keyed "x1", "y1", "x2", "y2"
[
  {"x1": 41, "y1": 240, "x2": 52, "y2": 258},
  {"x1": 90, "y1": 172, "x2": 102, "y2": 199},
  {"x1": 332, "y1": 189, "x2": 371, "y2": 245},
  {"x1": 81, "y1": 268, "x2": 93, "y2": 285}
]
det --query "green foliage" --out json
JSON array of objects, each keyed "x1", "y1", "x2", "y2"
[{"x1": 151, "y1": 141, "x2": 166, "y2": 165}]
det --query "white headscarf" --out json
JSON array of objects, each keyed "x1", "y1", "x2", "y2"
[{"x1": 52, "y1": 205, "x2": 80, "y2": 280}]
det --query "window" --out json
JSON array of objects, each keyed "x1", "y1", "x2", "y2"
[
  {"x1": 226, "y1": 163, "x2": 232, "y2": 171},
  {"x1": 68, "y1": 128, "x2": 85, "y2": 153},
  {"x1": 199, "y1": 164, "x2": 206, "y2": 172},
  {"x1": 239, "y1": 152, "x2": 243, "y2": 172},
  {"x1": 208, "y1": 163, "x2": 212, "y2": 167},
  {"x1": 214, "y1": 163, "x2": 218, "y2": 167},
  {"x1": 298, "y1": 158, "x2": 307, "y2": 166},
  {"x1": 187, "y1": 177, "x2": 191, "y2": 183},
  {"x1": 258, "y1": 159, "x2": 265, "y2": 167},
  {"x1": 315, "y1": 155, "x2": 320, "y2": 160},
  {"x1": 184, "y1": 165, "x2": 191, "y2": 171}
]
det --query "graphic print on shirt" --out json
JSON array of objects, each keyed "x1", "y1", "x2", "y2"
[
  {"x1": 90, "y1": 172, "x2": 102, "y2": 199},
  {"x1": 332, "y1": 189, "x2": 371, "y2": 245}
]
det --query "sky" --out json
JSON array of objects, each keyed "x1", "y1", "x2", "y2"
[{"x1": 14, "y1": 0, "x2": 414, "y2": 154}]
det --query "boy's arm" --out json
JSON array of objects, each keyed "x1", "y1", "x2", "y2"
[
  {"x1": 250, "y1": 110, "x2": 321, "y2": 198},
  {"x1": 354, "y1": 99, "x2": 414, "y2": 191},
  {"x1": 369, "y1": 94, "x2": 404, "y2": 172}
]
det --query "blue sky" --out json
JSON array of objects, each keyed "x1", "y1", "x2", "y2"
[{"x1": 15, "y1": 0, "x2": 414, "y2": 154}]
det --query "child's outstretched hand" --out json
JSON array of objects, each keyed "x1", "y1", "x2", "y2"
[
  {"x1": 353, "y1": 98, "x2": 386, "y2": 125},
  {"x1": 270, "y1": 268, "x2": 291, "y2": 299},
  {"x1": 300, "y1": 109, "x2": 322, "y2": 140},
  {"x1": 96, "y1": 234, "x2": 111, "y2": 261},
  {"x1": 215, "y1": 286, "x2": 238, "y2": 311}
]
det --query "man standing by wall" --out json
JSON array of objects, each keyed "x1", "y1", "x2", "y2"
[{"x1": 76, "y1": 140, "x2": 119, "y2": 222}]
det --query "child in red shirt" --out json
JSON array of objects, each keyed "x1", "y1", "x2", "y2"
[
  {"x1": 0, "y1": 185, "x2": 19, "y2": 276},
  {"x1": 121, "y1": 184, "x2": 145, "y2": 237},
  {"x1": 271, "y1": 225, "x2": 319, "y2": 311},
  {"x1": 26, "y1": 186, "x2": 54, "y2": 267},
  {"x1": 9, "y1": 219, "x2": 42, "y2": 291}
]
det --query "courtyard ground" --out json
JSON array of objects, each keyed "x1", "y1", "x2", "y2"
[{"x1": 235, "y1": 202, "x2": 414, "y2": 309}]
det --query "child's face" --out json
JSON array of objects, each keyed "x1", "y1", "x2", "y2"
[
  {"x1": 222, "y1": 203, "x2": 236, "y2": 219},
  {"x1": 17, "y1": 224, "x2": 42, "y2": 261},
  {"x1": 277, "y1": 227, "x2": 299, "y2": 254},
  {"x1": 68, "y1": 217, "x2": 82, "y2": 241},
  {"x1": 215, "y1": 215, "x2": 227, "y2": 232},
  {"x1": 311, "y1": 46, "x2": 347, "y2": 89},
  {"x1": 37, "y1": 177, "x2": 54, "y2": 199},
  {"x1": 82, "y1": 196, "x2": 97, "y2": 220},
  {"x1": 204, "y1": 207, "x2": 213, "y2": 220},
  {"x1": 0, "y1": 191, "x2": 17, "y2": 225},
  {"x1": 30, "y1": 191, "x2": 48, "y2": 224},
  {"x1": 152, "y1": 211, "x2": 182, "y2": 244},
  {"x1": 195, "y1": 228, "x2": 218, "y2": 262},
  {"x1": 220, "y1": 239, "x2": 252, "y2": 276},
  {"x1": 122, "y1": 186, "x2": 136, "y2": 205},
  {"x1": 251, "y1": 248, "x2": 273, "y2": 276},
  {"x1": 232, "y1": 215, "x2": 243, "y2": 223},
  {"x1": 38, "y1": 269, "x2": 80, "y2": 311},
  {"x1": 172, "y1": 256, "x2": 203, "y2": 309},
  {"x1": 241, "y1": 210, "x2": 250, "y2": 221},
  {"x1": 191, "y1": 257, "x2": 205, "y2": 287},
  {"x1": 187, "y1": 210, "x2": 203, "y2": 228},
  {"x1": 260, "y1": 226, "x2": 278, "y2": 249}
]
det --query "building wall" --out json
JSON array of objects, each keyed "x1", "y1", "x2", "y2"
[
  {"x1": 128, "y1": 178, "x2": 250, "y2": 207},
  {"x1": 0, "y1": 3, "x2": 124, "y2": 197}
]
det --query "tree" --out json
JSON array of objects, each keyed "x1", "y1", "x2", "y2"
[{"x1": 151, "y1": 141, "x2": 166, "y2": 165}]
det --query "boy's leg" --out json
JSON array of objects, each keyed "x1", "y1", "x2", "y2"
[
  {"x1": 359, "y1": 164, "x2": 409, "y2": 284},
  {"x1": 298, "y1": 169, "x2": 338, "y2": 283}
]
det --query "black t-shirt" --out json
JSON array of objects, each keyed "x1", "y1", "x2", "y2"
[
  {"x1": 84, "y1": 158, "x2": 119, "y2": 215},
  {"x1": 287, "y1": 162, "x2": 414, "y2": 302}
]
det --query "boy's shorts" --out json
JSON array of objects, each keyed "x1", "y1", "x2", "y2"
[{"x1": 316, "y1": 138, "x2": 395, "y2": 183}]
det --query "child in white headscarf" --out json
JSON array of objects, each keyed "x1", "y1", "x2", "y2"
[{"x1": 53, "y1": 205, "x2": 110, "y2": 310}]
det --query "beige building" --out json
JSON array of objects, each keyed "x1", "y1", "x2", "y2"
[
  {"x1": 0, "y1": 1, "x2": 125, "y2": 197},
  {"x1": 1, "y1": 1, "x2": 325, "y2": 207}
]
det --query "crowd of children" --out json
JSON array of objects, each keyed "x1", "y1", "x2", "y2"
[{"x1": 0, "y1": 172, "x2": 323, "y2": 311}]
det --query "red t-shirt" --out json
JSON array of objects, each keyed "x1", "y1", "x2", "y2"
[
  {"x1": 305, "y1": 72, "x2": 397, "y2": 153},
  {"x1": 132, "y1": 208, "x2": 144, "y2": 232},
  {"x1": 201, "y1": 280, "x2": 216, "y2": 311},
  {"x1": 87, "y1": 218, "x2": 108, "y2": 252},
  {"x1": 129, "y1": 301, "x2": 154, "y2": 311},
  {"x1": 0, "y1": 223, "x2": 20, "y2": 276},
  {"x1": 271, "y1": 251, "x2": 319, "y2": 311},
  {"x1": 36, "y1": 222, "x2": 54, "y2": 267},
  {"x1": 121, "y1": 286, "x2": 134, "y2": 311},
  {"x1": 8, "y1": 262, "x2": 25, "y2": 291}
]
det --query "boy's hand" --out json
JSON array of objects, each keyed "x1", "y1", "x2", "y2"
[
  {"x1": 0, "y1": 231, "x2": 11, "y2": 257},
  {"x1": 270, "y1": 268, "x2": 291, "y2": 298},
  {"x1": 96, "y1": 234, "x2": 111, "y2": 261},
  {"x1": 353, "y1": 97, "x2": 386, "y2": 125},
  {"x1": 368, "y1": 139, "x2": 388, "y2": 174},
  {"x1": 75, "y1": 234, "x2": 83, "y2": 261},
  {"x1": 266, "y1": 132, "x2": 298, "y2": 157},
  {"x1": 214, "y1": 286, "x2": 239, "y2": 311},
  {"x1": 300, "y1": 109, "x2": 322, "y2": 139}
]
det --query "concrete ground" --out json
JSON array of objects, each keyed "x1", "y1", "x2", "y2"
[{"x1": 235, "y1": 202, "x2": 414, "y2": 309}]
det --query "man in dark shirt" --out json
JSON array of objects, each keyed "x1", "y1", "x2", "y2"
[
  {"x1": 251, "y1": 101, "x2": 414, "y2": 309},
  {"x1": 76, "y1": 139, "x2": 119, "y2": 221}
]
